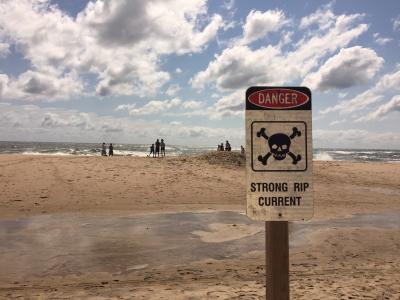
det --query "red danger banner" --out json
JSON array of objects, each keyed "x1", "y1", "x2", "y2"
[{"x1": 246, "y1": 87, "x2": 311, "y2": 111}]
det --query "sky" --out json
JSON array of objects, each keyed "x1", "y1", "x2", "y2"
[{"x1": 0, "y1": 0, "x2": 399, "y2": 149}]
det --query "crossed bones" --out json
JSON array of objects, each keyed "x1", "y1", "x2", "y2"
[{"x1": 256, "y1": 127, "x2": 302, "y2": 165}]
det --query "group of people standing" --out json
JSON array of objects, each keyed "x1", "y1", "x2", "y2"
[
  {"x1": 149, "y1": 139, "x2": 166, "y2": 157},
  {"x1": 217, "y1": 141, "x2": 246, "y2": 156},
  {"x1": 101, "y1": 142, "x2": 113, "y2": 156},
  {"x1": 217, "y1": 140, "x2": 231, "y2": 151},
  {"x1": 100, "y1": 139, "x2": 243, "y2": 157}
]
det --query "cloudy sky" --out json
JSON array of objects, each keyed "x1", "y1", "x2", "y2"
[{"x1": 0, "y1": 0, "x2": 399, "y2": 149}]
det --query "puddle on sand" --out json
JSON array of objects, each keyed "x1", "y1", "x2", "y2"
[{"x1": 0, "y1": 211, "x2": 398, "y2": 282}]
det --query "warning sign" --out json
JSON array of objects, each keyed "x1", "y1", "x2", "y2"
[{"x1": 246, "y1": 87, "x2": 313, "y2": 221}]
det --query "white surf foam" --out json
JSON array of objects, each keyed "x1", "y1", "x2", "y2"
[{"x1": 313, "y1": 152, "x2": 334, "y2": 161}]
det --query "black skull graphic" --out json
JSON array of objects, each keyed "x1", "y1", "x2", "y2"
[
  {"x1": 268, "y1": 133, "x2": 291, "y2": 160},
  {"x1": 257, "y1": 127, "x2": 302, "y2": 165}
]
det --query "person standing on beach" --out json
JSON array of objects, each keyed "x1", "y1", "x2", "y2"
[
  {"x1": 149, "y1": 144, "x2": 155, "y2": 157},
  {"x1": 101, "y1": 142, "x2": 107, "y2": 156},
  {"x1": 225, "y1": 140, "x2": 231, "y2": 151},
  {"x1": 108, "y1": 143, "x2": 114, "y2": 156},
  {"x1": 241, "y1": 145, "x2": 245, "y2": 156},
  {"x1": 160, "y1": 139, "x2": 166, "y2": 157},
  {"x1": 220, "y1": 143, "x2": 224, "y2": 151},
  {"x1": 155, "y1": 139, "x2": 160, "y2": 157}
]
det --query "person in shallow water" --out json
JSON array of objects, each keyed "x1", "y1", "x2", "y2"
[
  {"x1": 155, "y1": 139, "x2": 161, "y2": 157},
  {"x1": 108, "y1": 143, "x2": 113, "y2": 156},
  {"x1": 149, "y1": 144, "x2": 155, "y2": 157},
  {"x1": 101, "y1": 142, "x2": 107, "y2": 156},
  {"x1": 160, "y1": 139, "x2": 166, "y2": 157}
]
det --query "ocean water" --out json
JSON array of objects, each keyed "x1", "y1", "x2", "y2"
[
  {"x1": 313, "y1": 148, "x2": 400, "y2": 163},
  {"x1": 0, "y1": 141, "x2": 216, "y2": 157},
  {"x1": 0, "y1": 141, "x2": 399, "y2": 162}
]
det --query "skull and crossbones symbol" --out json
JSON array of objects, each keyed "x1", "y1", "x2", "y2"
[{"x1": 256, "y1": 127, "x2": 302, "y2": 165}]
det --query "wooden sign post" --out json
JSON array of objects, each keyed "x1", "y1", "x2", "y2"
[
  {"x1": 265, "y1": 221, "x2": 289, "y2": 300},
  {"x1": 245, "y1": 87, "x2": 313, "y2": 299}
]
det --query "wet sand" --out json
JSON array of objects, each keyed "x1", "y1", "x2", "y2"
[{"x1": 0, "y1": 153, "x2": 399, "y2": 299}]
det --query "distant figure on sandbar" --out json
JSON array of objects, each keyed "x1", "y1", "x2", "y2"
[
  {"x1": 225, "y1": 140, "x2": 231, "y2": 151},
  {"x1": 241, "y1": 145, "x2": 245, "y2": 156},
  {"x1": 109, "y1": 143, "x2": 114, "y2": 156},
  {"x1": 161, "y1": 139, "x2": 166, "y2": 157},
  {"x1": 155, "y1": 139, "x2": 161, "y2": 157},
  {"x1": 149, "y1": 144, "x2": 155, "y2": 157},
  {"x1": 217, "y1": 144, "x2": 221, "y2": 151},
  {"x1": 220, "y1": 143, "x2": 224, "y2": 151},
  {"x1": 101, "y1": 142, "x2": 107, "y2": 156}
]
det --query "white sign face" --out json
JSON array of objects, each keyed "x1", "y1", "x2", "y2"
[{"x1": 246, "y1": 87, "x2": 313, "y2": 221}]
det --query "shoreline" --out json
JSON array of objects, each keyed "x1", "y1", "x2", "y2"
[{"x1": 1, "y1": 152, "x2": 400, "y2": 165}]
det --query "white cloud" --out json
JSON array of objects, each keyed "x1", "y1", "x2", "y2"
[
  {"x1": 299, "y1": 4, "x2": 335, "y2": 30},
  {"x1": 0, "y1": 74, "x2": 9, "y2": 97},
  {"x1": 393, "y1": 15, "x2": 400, "y2": 31},
  {"x1": 329, "y1": 119, "x2": 346, "y2": 126},
  {"x1": 191, "y1": 7, "x2": 368, "y2": 91},
  {"x1": 321, "y1": 69, "x2": 400, "y2": 115},
  {"x1": 241, "y1": 9, "x2": 288, "y2": 45},
  {"x1": 210, "y1": 90, "x2": 244, "y2": 119},
  {"x1": 375, "y1": 37, "x2": 392, "y2": 46},
  {"x1": 118, "y1": 98, "x2": 182, "y2": 116},
  {"x1": 355, "y1": 95, "x2": 400, "y2": 122},
  {"x1": 165, "y1": 84, "x2": 181, "y2": 97},
  {"x1": 117, "y1": 98, "x2": 204, "y2": 117},
  {"x1": 175, "y1": 68, "x2": 182, "y2": 74},
  {"x1": 80, "y1": 0, "x2": 223, "y2": 55},
  {"x1": 0, "y1": 103, "x2": 243, "y2": 145},
  {"x1": 0, "y1": 0, "x2": 223, "y2": 100},
  {"x1": 373, "y1": 33, "x2": 393, "y2": 45},
  {"x1": 173, "y1": 90, "x2": 244, "y2": 120},
  {"x1": 190, "y1": 6, "x2": 371, "y2": 119},
  {"x1": 313, "y1": 129, "x2": 400, "y2": 149},
  {"x1": 0, "y1": 42, "x2": 10, "y2": 57},
  {"x1": 115, "y1": 104, "x2": 136, "y2": 112},
  {"x1": 302, "y1": 46, "x2": 383, "y2": 91},
  {"x1": 4, "y1": 70, "x2": 84, "y2": 101},
  {"x1": 222, "y1": 0, "x2": 235, "y2": 11},
  {"x1": 190, "y1": 44, "x2": 286, "y2": 90},
  {"x1": 170, "y1": 121, "x2": 182, "y2": 126},
  {"x1": 0, "y1": 104, "x2": 97, "y2": 135},
  {"x1": 41, "y1": 112, "x2": 95, "y2": 131},
  {"x1": 182, "y1": 100, "x2": 203, "y2": 109}
]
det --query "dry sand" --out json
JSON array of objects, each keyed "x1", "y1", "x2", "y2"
[{"x1": 0, "y1": 153, "x2": 399, "y2": 299}]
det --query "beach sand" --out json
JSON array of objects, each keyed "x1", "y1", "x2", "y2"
[{"x1": 0, "y1": 153, "x2": 399, "y2": 299}]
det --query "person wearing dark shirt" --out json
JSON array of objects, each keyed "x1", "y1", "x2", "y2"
[
  {"x1": 149, "y1": 144, "x2": 155, "y2": 157},
  {"x1": 108, "y1": 143, "x2": 114, "y2": 156},
  {"x1": 101, "y1": 142, "x2": 107, "y2": 156},
  {"x1": 225, "y1": 140, "x2": 231, "y2": 151},
  {"x1": 155, "y1": 139, "x2": 161, "y2": 157},
  {"x1": 160, "y1": 139, "x2": 166, "y2": 157}
]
